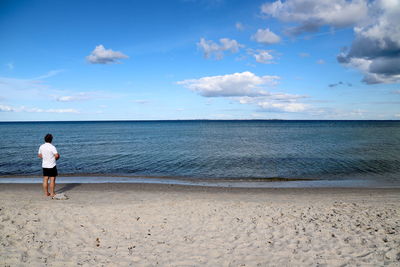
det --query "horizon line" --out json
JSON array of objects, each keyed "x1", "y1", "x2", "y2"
[{"x1": 1, "y1": 119, "x2": 400, "y2": 123}]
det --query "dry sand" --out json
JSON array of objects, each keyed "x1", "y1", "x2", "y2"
[{"x1": 0, "y1": 183, "x2": 399, "y2": 266}]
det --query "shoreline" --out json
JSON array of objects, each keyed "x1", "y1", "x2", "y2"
[
  {"x1": 1, "y1": 174, "x2": 399, "y2": 188},
  {"x1": 2, "y1": 182, "x2": 400, "y2": 196}
]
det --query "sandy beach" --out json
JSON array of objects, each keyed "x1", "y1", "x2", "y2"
[{"x1": 1, "y1": 183, "x2": 399, "y2": 266}]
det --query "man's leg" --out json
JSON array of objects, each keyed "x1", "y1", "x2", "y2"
[
  {"x1": 49, "y1": 176, "x2": 56, "y2": 197},
  {"x1": 42, "y1": 176, "x2": 50, "y2": 196}
]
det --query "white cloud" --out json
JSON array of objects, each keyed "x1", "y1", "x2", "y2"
[
  {"x1": 236, "y1": 94, "x2": 301, "y2": 104},
  {"x1": 0, "y1": 104, "x2": 79, "y2": 113},
  {"x1": 237, "y1": 94, "x2": 308, "y2": 112},
  {"x1": 56, "y1": 92, "x2": 93, "y2": 102},
  {"x1": 197, "y1": 38, "x2": 243, "y2": 59},
  {"x1": 260, "y1": 0, "x2": 400, "y2": 84},
  {"x1": 197, "y1": 38, "x2": 220, "y2": 59},
  {"x1": 0, "y1": 72, "x2": 111, "y2": 110},
  {"x1": 257, "y1": 101, "x2": 307, "y2": 112},
  {"x1": 316, "y1": 59, "x2": 325, "y2": 64},
  {"x1": 235, "y1": 22, "x2": 245, "y2": 31},
  {"x1": 269, "y1": 92, "x2": 306, "y2": 101},
  {"x1": 57, "y1": 96, "x2": 82, "y2": 102},
  {"x1": 220, "y1": 38, "x2": 242, "y2": 52},
  {"x1": 177, "y1": 71, "x2": 279, "y2": 97},
  {"x1": 0, "y1": 76, "x2": 52, "y2": 98},
  {"x1": 249, "y1": 49, "x2": 274, "y2": 64},
  {"x1": 261, "y1": 0, "x2": 368, "y2": 35},
  {"x1": 237, "y1": 95, "x2": 308, "y2": 112},
  {"x1": 299, "y1": 52, "x2": 310, "y2": 57},
  {"x1": 40, "y1": 108, "x2": 79, "y2": 113},
  {"x1": 252, "y1": 28, "x2": 281, "y2": 44},
  {"x1": 86, "y1": 45, "x2": 129, "y2": 64},
  {"x1": 0, "y1": 104, "x2": 14, "y2": 112},
  {"x1": 35, "y1": 70, "x2": 64, "y2": 79},
  {"x1": 337, "y1": 0, "x2": 400, "y2": 84},
  {"x1": 0, "y1": 70, "x2": 63, "y2": 94},
  {"x1": 178, "y1": 71, "x2": 308, "y2": 113}
]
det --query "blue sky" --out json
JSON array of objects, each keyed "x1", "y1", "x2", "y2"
[{"x1": 0, "y1": 0, "x2": 399, "y2": 121}]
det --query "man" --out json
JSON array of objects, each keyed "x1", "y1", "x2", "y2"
[{"x1": 38, "y1": 134, "x2": 60, "y2": 197}]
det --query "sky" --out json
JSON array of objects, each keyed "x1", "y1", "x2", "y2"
[{"x1": 0, "y1": 0, "x2": 399, "y2": 121}]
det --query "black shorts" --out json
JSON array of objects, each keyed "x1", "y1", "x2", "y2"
[{"x1": 43, "y1": 166, "x2": 58, "y2": 177}]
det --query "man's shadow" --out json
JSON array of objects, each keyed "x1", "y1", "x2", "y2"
[{"x1": 57, "y1": 183, "x2": 81, "y2": 193}]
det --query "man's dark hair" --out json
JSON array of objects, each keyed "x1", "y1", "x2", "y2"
[{"x1": 44, "y1": 134, "x2": 53, "y2": 143}]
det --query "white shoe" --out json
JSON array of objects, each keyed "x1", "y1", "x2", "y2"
[{"x1": 52, "y1": 193, "x2": 68, "y2": 200}]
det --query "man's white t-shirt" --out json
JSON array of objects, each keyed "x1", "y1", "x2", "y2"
[{"x1": 38, "y1": 143, "x2": 58, "y2": 168}]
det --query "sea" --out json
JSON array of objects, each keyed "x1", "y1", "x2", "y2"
[{"x1": 0, "y1": 120, "x2": 400, "y2": 188}]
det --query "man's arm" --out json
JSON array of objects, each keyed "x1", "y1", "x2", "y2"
[
  {"x1": 55, "y1": 153, "x2": 60, "y2": 160},
  {"x1": 38, "y1": 153, "x2": 42, "y2": 159}
]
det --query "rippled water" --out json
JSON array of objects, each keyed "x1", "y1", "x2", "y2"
[{"x1": 1, "y1": 120, "x2": 400, "y2": 184}]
